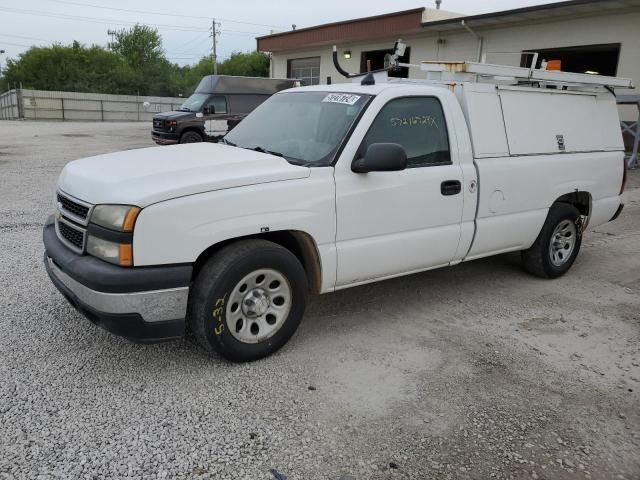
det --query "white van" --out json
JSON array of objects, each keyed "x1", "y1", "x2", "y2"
[{"x1": 44, "y1": 62, "x2": 630, "y2": 361}]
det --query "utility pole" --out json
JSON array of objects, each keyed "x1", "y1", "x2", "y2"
[
  {"x1": 107, "y1": 29, "x2": 117, "y2": 50},
  {"x1": 211, "y1": 19, "x2": 221, "y2": 75}
]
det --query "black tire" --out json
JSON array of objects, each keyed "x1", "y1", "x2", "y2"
[
  {"x1": 179, "y1": 131, "x2": 203, "y2": 144},
  {"x1": 188, "y1": 240, "x2": 308, "y2": 362},
  {"x1": 521, "y1": 203, "x2": 582, "y2": 279}
]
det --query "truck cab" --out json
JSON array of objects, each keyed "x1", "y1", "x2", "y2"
[
  {"x1": 151, "y1": 75, "x2": 299, "y2": 145},
  {"x1": 45, "y1": 68, "x2": 628, "y2": 362}
]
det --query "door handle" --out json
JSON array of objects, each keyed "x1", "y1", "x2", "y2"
[{"x1": 441, "y1": 180, "x2": 461, "y2": 196}]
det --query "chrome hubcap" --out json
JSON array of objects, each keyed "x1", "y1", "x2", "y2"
[
  {"x1": 549, "y1": 219, "x2": 577, "y2": 267},
  {"x1": 226, "y1": 269, "x2": 292, "y2": 344}
]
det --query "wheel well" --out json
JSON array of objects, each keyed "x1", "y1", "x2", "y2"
[
  {"x1": 553, "y1": 191, "x2": 592, "y2": 229},
  {"x1": 192, "y1": 231, "x2": 322, "y2": 294},
  {"x1": 554, "y1": 191, "x2": 591, "y2": 217}
]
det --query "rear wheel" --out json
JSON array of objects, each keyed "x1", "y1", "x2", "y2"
[
  {"x1": 521, "y1": 203, "x2": 582, "y2": 278},
  {"x1": 188, "y1": 240, "x2": 308, "y2": 362},
  {"x1": 180, "y1": 131, "x2": 203, "y2": 144}
]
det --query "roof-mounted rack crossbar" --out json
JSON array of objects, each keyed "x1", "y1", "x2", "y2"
[
  {"x1": 332, "y1": 39, "x2": 634, "y2": 90},
  {"x1": 420, "y1": 61, "x2": 634, "y2": 89}
]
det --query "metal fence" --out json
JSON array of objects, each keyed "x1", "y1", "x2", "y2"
[
  {"x1": 0, "y1": 90, "x2": 20, "y2": 119},
  {"x1": 0, "y1": 89, "x2": 184, "y2": 121}
]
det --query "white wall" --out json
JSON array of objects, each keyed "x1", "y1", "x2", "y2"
[{"x1": 270, "y1": 9, "x2": 640, "y2": 120}]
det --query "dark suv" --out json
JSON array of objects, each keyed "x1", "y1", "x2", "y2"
[{"x1": 151, "y1": 75, "x2": 298, "y2": 145}]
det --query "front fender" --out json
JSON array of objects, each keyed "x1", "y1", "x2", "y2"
[{"x1": 132, "y1": 169, "x2": 336, "y2": 288}]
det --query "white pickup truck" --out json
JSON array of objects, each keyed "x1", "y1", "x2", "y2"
[{"x1": 44, "y1": 67, "x2": 628, "y2": 361}]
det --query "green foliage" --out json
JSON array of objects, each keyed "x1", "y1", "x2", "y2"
[
  {"x1": 1, "y1": 43, "x2": 132, "y2": 93},
  {"x1": 219, "y1": 51, "x2": 270, "y2": 78},
  {"x1": 0, "y1": 25, "x2": 272, "y2": 97},
  {"x1": 111, "y1": 24, "x2": 164, "y2": 70}
]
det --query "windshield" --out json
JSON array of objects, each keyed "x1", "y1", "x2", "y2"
[
  {"x1": 224, "y1": 91, "x2": 371, "y2": 166},
  {"x1": 179, "y1": 93, "x2": 208, "y2": 112}
]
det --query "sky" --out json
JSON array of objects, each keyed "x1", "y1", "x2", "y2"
[{"x1": 0, "y1": 0, "x2": 559, "y2": 67}]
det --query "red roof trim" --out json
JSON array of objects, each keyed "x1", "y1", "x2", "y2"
[{"x1": 257, "y1": 8, "x2": 425, "y2": 52}]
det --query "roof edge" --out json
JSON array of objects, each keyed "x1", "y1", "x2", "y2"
[
  {"x1": 256, "y1": 7, "x2": 425, "y2": 40},
  {"x1": 420, "y1": 0, "x2": 624, "y2": 27}
]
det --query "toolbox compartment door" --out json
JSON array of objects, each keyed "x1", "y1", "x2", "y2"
[{"x1": 498, "y1": 87, "x2": 623, "y2": 156}]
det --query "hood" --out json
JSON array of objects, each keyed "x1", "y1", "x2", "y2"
[
  {"x1": 154, "y1": 110, "x2": 194, "y2": 120},
  {"x1": 57, "y1": 143, "x2": 310, "y2": 207}
]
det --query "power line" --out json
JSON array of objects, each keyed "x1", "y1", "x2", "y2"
[
  {"x1": 32, "y1": 0, "x2": 289, "y2": 29},
  {"x1": 0, "y1": 6, "x2": 210, "y2": 32},
  {"x1": 0, "y1": 41, "x2": 39, "y2": 48},
  {"x1": 167, "y1": 52, "x2": 230, "y2": 60},
  {"x1": 222, "y1": 29, "x2": 267, "y2": 36},
  {"x1": 171, "y1": 32, "x2": 213, "y2": 55},
  {"x1": 0, "y1": 33, "x2": 51, "y2": 42}
]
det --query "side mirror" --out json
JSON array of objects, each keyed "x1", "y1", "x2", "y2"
[
  {"x1": 203, "y1": 106, "x2": 212, "y2": 115},
  {"x1": 351, "y1": 143, "x2": 407, "y2": 173}
]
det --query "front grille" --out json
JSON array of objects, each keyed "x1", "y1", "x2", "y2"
[
  {"x1": 57, "y1": 219, "x2": 85, "y2": 251},
  {"x1": 153, "y1": 118, "x2": 165, "y2": 130},
  {"x1": 57, "y1": 193, "x2": 89, "y2": 220}
]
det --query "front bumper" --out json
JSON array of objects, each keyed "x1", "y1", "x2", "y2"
[
  {"x1": 43, "y1": 219, "x2": 192, "y2": 343},
  {"x1": 151, "y1": 130, "x2": 179, "y2": 145}
]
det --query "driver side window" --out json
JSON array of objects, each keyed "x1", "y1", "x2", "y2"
[
  {"x1": 206, "y1": 96, "x2": 227, "y2": 114},
  {"x1": 359, "y1": 97, "x2": 451, "y2": 167}
]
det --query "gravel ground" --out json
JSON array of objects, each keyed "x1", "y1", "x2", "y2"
[{"x1": 0, "y1": 121, "x2": 639, "y2": 480}]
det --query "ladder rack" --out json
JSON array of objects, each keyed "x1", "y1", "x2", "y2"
[{"x1": 420, "y1": 61, "x2": 634, "y2": 89}]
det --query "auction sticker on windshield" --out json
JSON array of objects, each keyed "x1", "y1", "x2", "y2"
[{"x1": 322, "y1": 93, "x2": 361, "y2": 105}]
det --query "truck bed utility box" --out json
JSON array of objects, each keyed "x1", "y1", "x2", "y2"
[{"x1": 457, "y1": 83, "x2": 624, "y2": 157}]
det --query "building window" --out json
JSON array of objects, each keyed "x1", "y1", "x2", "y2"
[
  {"x1": 361, "y1": 47, "x2": 411, "y2": 78},
  {"x1": 359, "y1": 97, "x2": 451, "y2": 168},
  {"x1": 287, "y1": 57, "x2": 321, "y2": 86},
  {"x1": 520, "y1": 43, "x2": 621, "y2": 76}
]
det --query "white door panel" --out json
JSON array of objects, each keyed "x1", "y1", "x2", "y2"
[
  {"x1": 335, "y1": 166, "x2": 463, "y2": 286},
  {"x1": 204, "y1": 119, "x2": 228, "y2": 137},
  {"x1": 334, "y1": 91, "x2": 465, "y2": 287}
]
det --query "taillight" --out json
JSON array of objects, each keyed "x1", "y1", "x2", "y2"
[{"x1": 620, "y1": 157, "x2": 628, "y2": 194}]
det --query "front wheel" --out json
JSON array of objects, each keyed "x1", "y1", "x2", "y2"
[
  {"x1": 188, "y1": 240, "x2": 308, "y2": 362},
  {"x1": 179, "y1": 131, "x2": 203, "y2": 144},
  {"x1": 521, "y1": 203, "x2": 582, "y2": 278}
]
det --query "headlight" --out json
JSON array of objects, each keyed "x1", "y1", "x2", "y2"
[
  {"x1": 86, "y1": 236, "x2": 133, "y2": 267},
  {"x1": 91, "y1": 205, "x2": 140, "y2": 232},
  {"x1": 88, "y1": 204, "x2": 140, "y2": 267}
]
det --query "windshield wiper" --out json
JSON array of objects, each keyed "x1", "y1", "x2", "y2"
[
  {"x1": 251, "y1": 146, "x2": 284, "y2": 158},
  {"x1": 229, "y1": 143, "x2": 308, "y2": 165},
  {"x1": 177, "y1": 108, "x2": 191, "y2": 112}
]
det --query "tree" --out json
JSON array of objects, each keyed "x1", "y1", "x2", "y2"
[
  {"x1": 108, "y1": 24, "x2": 175, "y2": 96},
  {"x1": 0, "y1": 25, "x2": 272, "y2": 97},
  {"x1": 111, "y1": 24, "x2": 164, "y2": 70},
  {"x1": 218, "y1": 51, "x2": 270, "y2": 78},
  {"x1": 0, "y1": 42, "x2": 134, "y2": 93}
]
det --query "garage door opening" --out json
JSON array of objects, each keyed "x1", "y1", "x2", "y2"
[
  {"x1": 520, "y1": 43, "x2": 621, "y2": 76},
  {"x1": 361, "y1": 47, "x2": 411, "y2": 78}
]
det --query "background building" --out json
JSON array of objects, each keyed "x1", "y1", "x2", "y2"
[{"x1": 257, "y1": 0, "x2": 640, "y2": 121}]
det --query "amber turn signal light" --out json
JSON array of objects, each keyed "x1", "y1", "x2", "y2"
[
  {"x1": 122, "y1": 207, "x2": 141, "y2": 233},
  {"x1": 119, "y1": 244, "x2": 133, "y2": 267}
]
